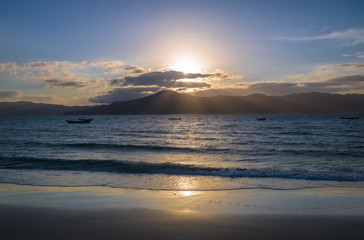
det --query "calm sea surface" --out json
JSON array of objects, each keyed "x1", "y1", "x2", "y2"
[{"x1": 0, "y1": 114, "x2": 363, "y2": 191}]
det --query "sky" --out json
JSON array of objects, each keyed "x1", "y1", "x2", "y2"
[{"x1": 1, "y1": 0, "x2": 364, "y2": 106}]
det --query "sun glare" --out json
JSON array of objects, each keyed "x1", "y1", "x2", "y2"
[{"x1": 170, "y1": 57, "x2": 202, "y2": 73}]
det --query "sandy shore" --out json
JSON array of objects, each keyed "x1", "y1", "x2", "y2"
[
  {"x1": 1, "y1": 205, "x2": 364, "y2": 240},
  {"x1": 1, "y1": 184, "x2": 364, "y2": 239}
]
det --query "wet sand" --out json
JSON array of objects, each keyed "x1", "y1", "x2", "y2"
[
  {"x1": 1, "y1": 205, "x2": 364, "y2": 240},
  {"x1": 1, "y1": 184, "x2": 364, "y2": 239}
]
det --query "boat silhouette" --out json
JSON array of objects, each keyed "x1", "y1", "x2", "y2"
[
  {"x1": 66, "y1": 118, "x2": 93, "y2": 124},
  {"x1": 340, "y1": 117, "x2": 360, "y2": 120}
]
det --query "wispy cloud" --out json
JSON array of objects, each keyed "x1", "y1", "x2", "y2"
[
  {"x1": 21, "y1": 95, "x2": 61, "y2": 103},
  {"x1": 0, "y1": 90, "x2": 66, "y2": 104},
  {"x1": 0, "y1": 61, "x2": 83, "y2": 71},
  {"x1": 44, "y1": 79, "x2": 88, "y2": 88},
  {"x1": 342, "y1": 52, "x2": 364, "y2": 58},
  {"x1": 278, "y1": 28, "x2": 364, "y2": 46},
  {"x1": 88, "y1": 61, "x2": 124, "y2": 69},
  {"x1": 87, "y1": 61, "x2": 146, "y2": 74},
  {"x1": 0, "y1": 90, "x2": 21, "y2": 100},
  {"x1": 330, "y1": 63, "x2": 364, "y2": 68},
  {"x1": 292, "y1": 63, "x2": 364, "y2": 83}
]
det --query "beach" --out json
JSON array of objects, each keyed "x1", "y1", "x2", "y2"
[
  {"x1": 2, "y1": 0, "x2": 364, "y2": 238},
  {"x1": 1, "y1": 184, "x2": 364, "y2": 240},
  {"x1": 0, "y1": 115, "x2": 363, "y2": 239}
]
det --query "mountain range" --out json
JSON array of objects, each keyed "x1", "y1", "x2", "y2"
[
  {"x1": 1, "y1": 91, "x2": 363, "y2": 115},
  {"x1": 0, "y1": 101, "x2": 90, "y2": 115}
]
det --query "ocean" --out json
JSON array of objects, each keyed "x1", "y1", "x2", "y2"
[{"x1": 0, "y1": 114, "x2": 363, "y2": 191}]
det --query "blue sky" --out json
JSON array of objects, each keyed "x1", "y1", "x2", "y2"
[{"x1": 1, "y1": 0, "x2": 364, "y2": 105}]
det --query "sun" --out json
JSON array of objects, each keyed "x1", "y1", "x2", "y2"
[{"x1": 169, "y1": 57, "x2": 202, "y2": 73}]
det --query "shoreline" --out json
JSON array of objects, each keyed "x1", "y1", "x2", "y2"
[{"x1": 1, "y1": 183, "x2": 363, "y2": 215}]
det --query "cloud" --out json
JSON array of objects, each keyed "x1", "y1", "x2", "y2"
[
  {"x1": 342, "y1": 52, "x2": 364, "y2": 58},
  {"x1": 89, "y1": 87, "x2": 161, "y2": 103},
  {"x1": 0, "y1": 90, "x2": 21, "y2": 100},
  {"x1": 0, "y1": 62, "x2": 17, "y2": 70},
  {"x1": 110, "y1": 70, "x2": 231, "y2": 89},
  {"x1": 0, "y1": 91, "x2": 63, "y2": 104},
  {"x1": 0, "y1": 61, "x2": 83, "y2": 71},
  {"x1": 90, "y1": 69, "x2": 243, "y2": 103},
  {"x1": 331, "y1": 63, "x2": 364, "y2": 68},
  {"x1": 0, "y1": 61, "x2": 150, "y2": 91},
  {"x1": 122, "y1": 65, "x2": 146, "y2": 74},
  {"x1": 278, "y1": 28, "x2": 364, "y2": 46},
  {"x1": 25, "y1": 61, "x2": 83, "y2": 70},
  {"x1": 292, "y1": 63, "x2": 364, "y2": 83},
  {"x1": 0, "y1": 60, "x2": 122, "y2": 72},
  {"x1": 308, "y1": 75, "x2": 364, "y2": 88},
  {"x1": 111, "y1": 70, "x2": 208, "y2": 86},
  {"x1": 87, "y1": 61, "x2": 146, "y2": 74},
  {"x1": 44, "y1": 79, "x2": 88, "y2": 88},
  {"x1": 194, "y1": 75, "x2": 364, "y2": 97},
  {"x1": 88, "y1": 61, "x2": 124, "y2": 69},
  {"x1": 89, "y1": 70, "x2": 242, "y2": 103},
  {"x1": 245, "y1": 77, "x2": 364, "y2": 94},
  {"x1": 21, "y1": 95, "x2": 60, "y2": 103}
]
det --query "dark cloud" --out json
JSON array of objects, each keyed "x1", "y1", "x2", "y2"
[
  {"x1": 110, "y1": 70, "x2": 212, "y2": 88},
  {"x1": 89, "y1": 87, "x2": 161, "y2": 103},
  {"x1": 28, "y1": 62, "x2": 47, "y2": 68},
  {"x1": 45, "y1": 79, "x2": 88, "y2": 88},
  {"x1": 317, "y1": 75, "x2": 364, "y2": 86},
  {"x1": 122, "y1": 65, "x2": 146, "y2": 74},
  {"x1": 0, "y1": 90, "x2": 21, "y2": 100},
  {"x1": 332, "y1": 63, "x2": 364, "y2": 68}
]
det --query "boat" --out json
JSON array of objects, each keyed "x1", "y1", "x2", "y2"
[
  {"x1": 168, "y1": 117, "x2": 181, "y2": 120},
  {"x1": 66, "y1": 118, "x2": 93, "y2": 124},
  {"x1": 257, "y1": 118, "x2": 266, "y2": 121},
  {"x1": 340, "y1": 117, "x2": 360, "y2": 120},
  {"x1": 78, "y1": 117, "x2": 93, "y2": 121}
]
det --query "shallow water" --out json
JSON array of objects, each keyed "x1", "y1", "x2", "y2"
[{"x1": 0, "y1": 114, "x2": 363, "y2": 190}]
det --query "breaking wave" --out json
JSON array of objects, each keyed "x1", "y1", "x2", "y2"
[{"x1": 1, "y1": 156, "x2": 363, "y2": 182}]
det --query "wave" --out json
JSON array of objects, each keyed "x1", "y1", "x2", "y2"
[
  {"x1": 6, "y1": 140, "x2": 363, "y2": 157},
  {"x1": 8, "y1": 141, "x2": 230, "y2": 153},
  {"x1": 0, "y1": 156, "x2": 363, "y2": 182},
  {"x1": 279, "y1": 131, "x2": 314, "y2": 135}
]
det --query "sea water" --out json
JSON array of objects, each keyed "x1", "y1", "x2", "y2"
[{"x1": 0, "y1": 114, "x2": 363, "y2": 191}]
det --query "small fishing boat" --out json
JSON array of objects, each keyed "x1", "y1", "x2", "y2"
[
  {"x1": 340, "y1": 116, "x2": 360, "y2": 120},
  {"x1": 168, "y1": 117, "x2": 181, "y2": 120},
  {"x1": 66, "y1": 118, "x2": 93, "y2": 124},
  {"x1": 257, "y1": 118, "x2": 266, "y2": 121}
]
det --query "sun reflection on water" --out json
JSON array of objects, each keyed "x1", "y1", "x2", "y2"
[
  {"x1": 180, "y1": 190, "x2": 195, "y2": 197},
  {"x1": 176, "y1": 177, "x2": 200, "y2": 197}
]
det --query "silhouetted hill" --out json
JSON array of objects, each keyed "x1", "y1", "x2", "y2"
[
  {"x1": 0, "y1": 101, "x2": 91, "y2": 115},
  {"x1": 65, "y1": 90, "x2": 364, "y2": 115}
]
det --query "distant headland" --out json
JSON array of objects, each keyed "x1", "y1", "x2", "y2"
[{"x1": 1, "y1": 90, "x2": 363, "y2": 115}]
